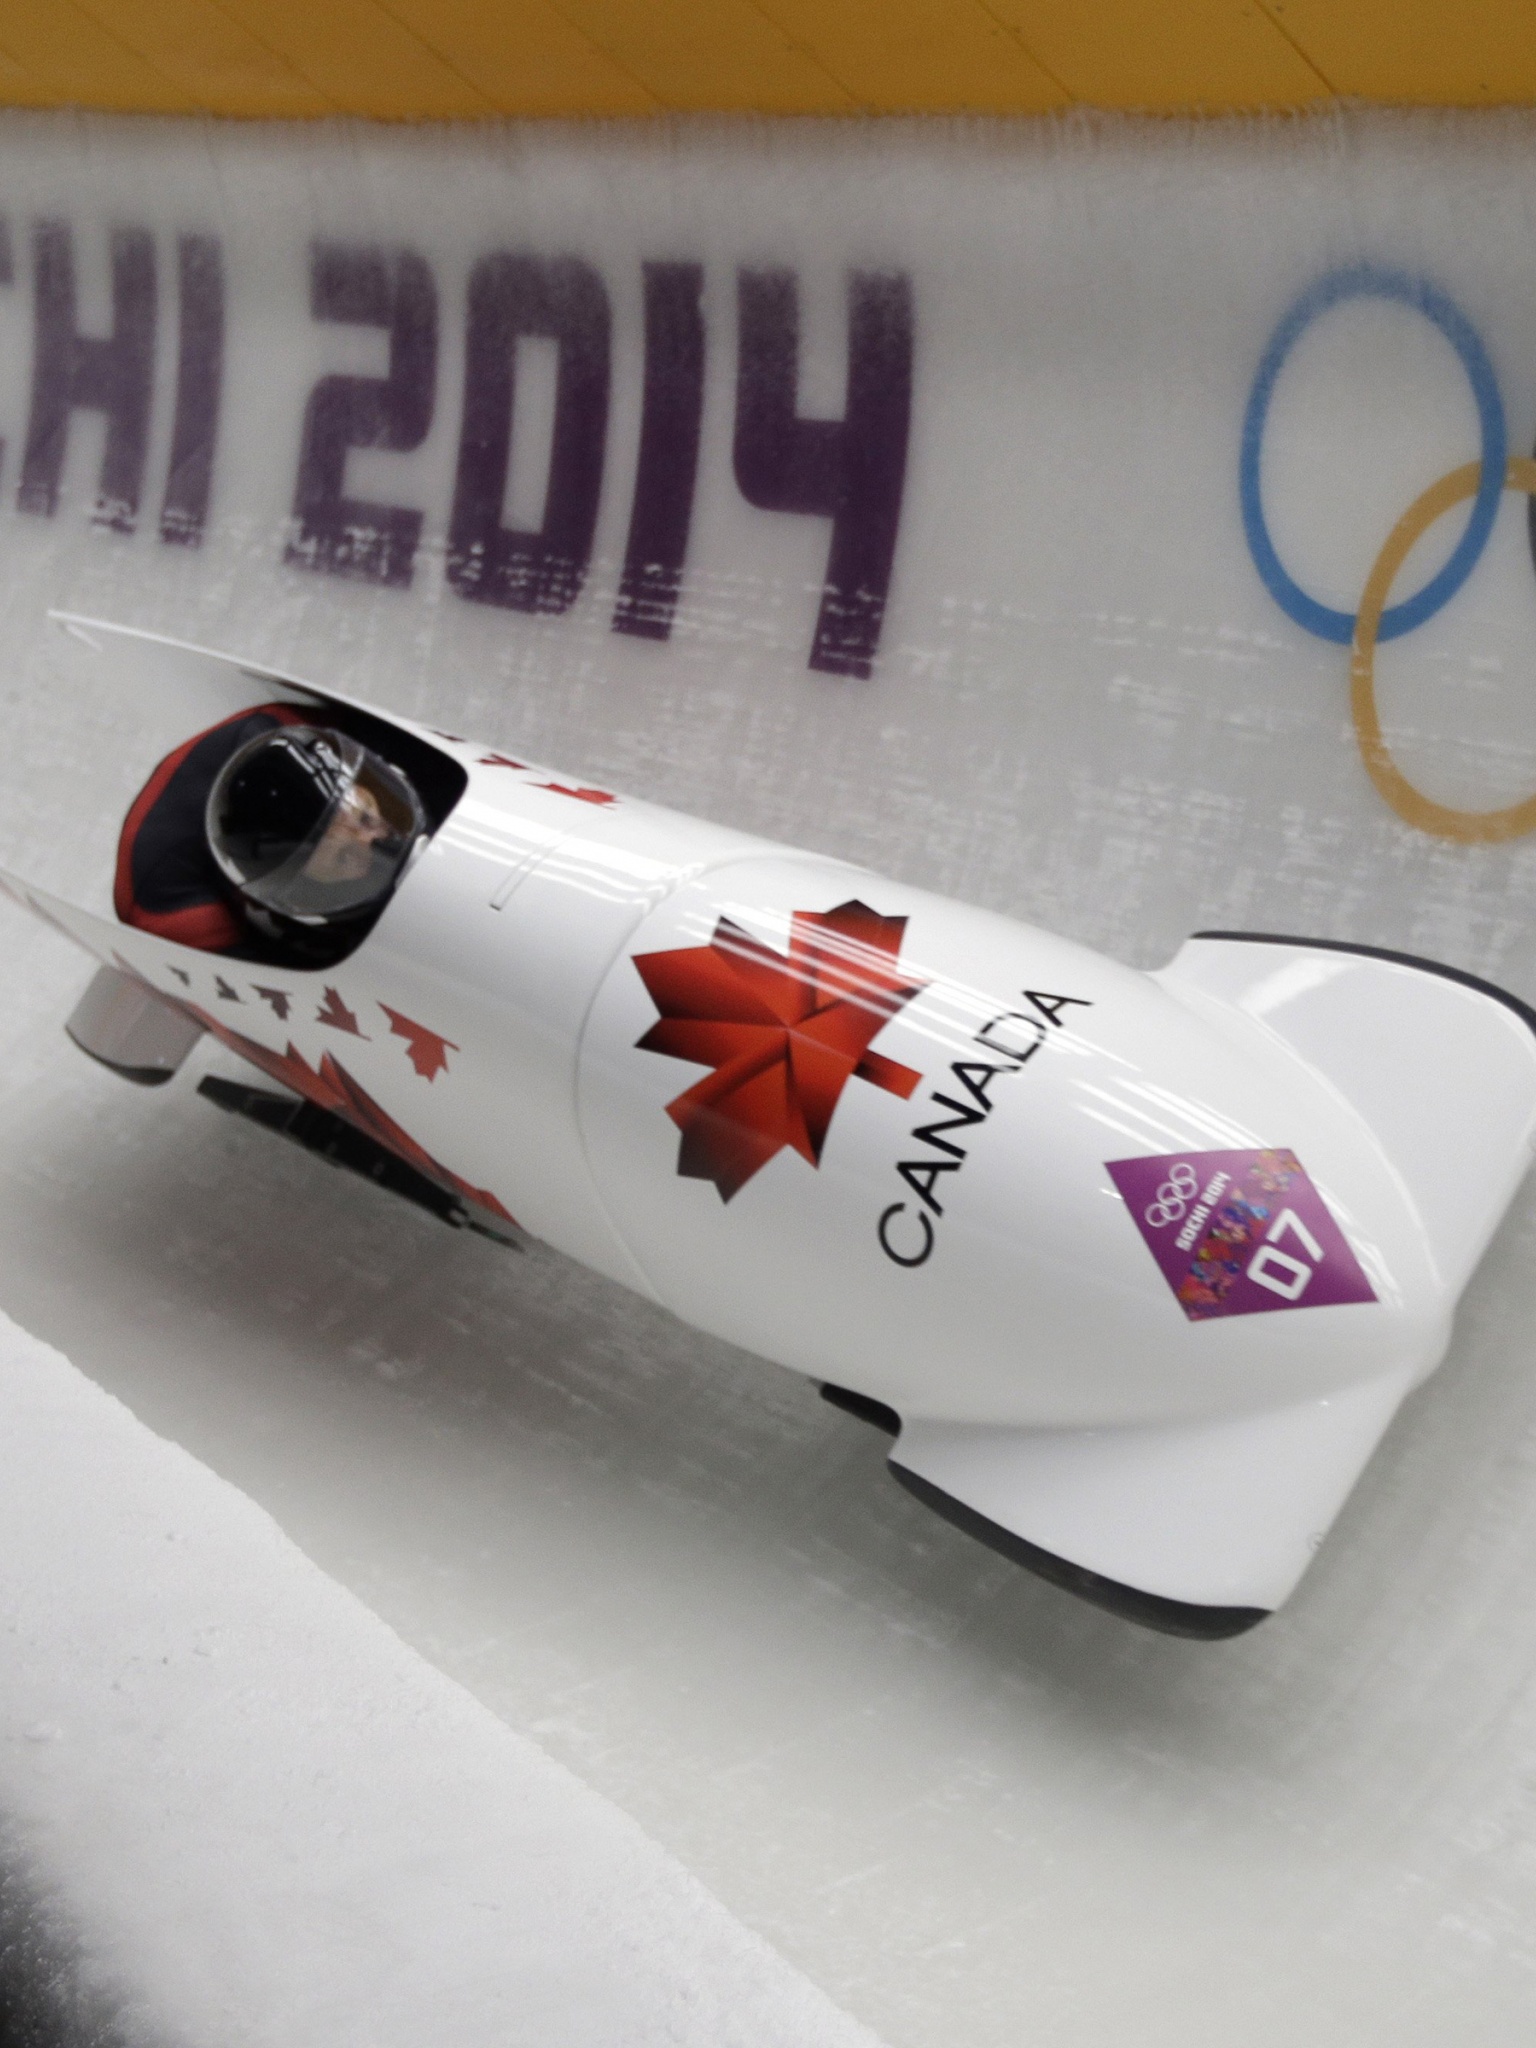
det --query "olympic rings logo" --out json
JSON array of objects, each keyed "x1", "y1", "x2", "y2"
[
  {"x1": 1240, "y1": 263, "x2": 1536, "y2": 845},
  {"x1": 1144, "y1": 1161, "x2": 1199, "y2": 1229}
]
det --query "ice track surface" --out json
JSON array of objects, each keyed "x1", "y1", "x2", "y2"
[
  {"x1": 0, "y1": 1309, "x2": 886, "y2": 2048},
  {"x1": 5, "y1": 106, "x2": 1536, "y2": 2046}
]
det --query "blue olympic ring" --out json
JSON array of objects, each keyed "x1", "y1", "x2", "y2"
[{"x1": 1240, "y1": 265, "x2": 1507, "y2": 645}]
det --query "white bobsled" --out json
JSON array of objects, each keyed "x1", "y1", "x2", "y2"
[{"x1": 7, "y1": 615, "x2": 1536, "y2": 1638}]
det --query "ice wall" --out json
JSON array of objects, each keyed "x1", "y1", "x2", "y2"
[{"x1": 3, "y1": 109, "x2": 1536, "y2": 975}]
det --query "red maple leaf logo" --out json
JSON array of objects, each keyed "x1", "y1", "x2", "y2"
[
  {"x1": 633, "y1": 899, "x2": 927, "y2": 1201},
  {"x1": 479, "y1": 752, "x2": 528, "y2": 769},
  {"x1": 316, "y1": 986, "x2": 365, "y2": 1036},
  {"x1": 380, "y1": 1004, "x2": 458, "y2": 1081},
  {"x1": 192, "y1": 1008, "x2": 515, "y2": 1225},
  {"x1": 537, "y1": 782, "x2": 616, "y2": 806}
]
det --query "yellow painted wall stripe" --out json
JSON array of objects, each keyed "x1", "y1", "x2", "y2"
[
  {"x1": 379, "y1": 0, "x2": 660, "y2": 118},
  {"x1": 71, "y1": 0, "x2": 330, "y2": 118},
  {"x1": 759, "y1": 0, "x2": 1067, "y2": 114},
  {"x1": 0, "y1": 0, "x2": 1529, "y2": 118},
  {"x1": 0, "y1": 1, "x2": 198, "y2": 114},
  {"x1": 550, "y1": 0, "x2": 856, "y2": 115},
  {"x1": 1266, "y1": 0, "x2": 1536, "y2": 107},
  {"x1": 991, "y1": 0, "x2": 1332, "y2": 111},
  {"x1": 212, "y1": 0, "x2": 494, "y2": 120}
]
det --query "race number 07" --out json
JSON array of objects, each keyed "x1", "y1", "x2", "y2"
[{"x1": 1247, "y1": 1207, "x2": 1324, "y2": 1302}]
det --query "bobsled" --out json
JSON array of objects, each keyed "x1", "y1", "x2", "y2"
[{"x1": 6, "y1": 615, "x2": 1536, "y2": 1639}]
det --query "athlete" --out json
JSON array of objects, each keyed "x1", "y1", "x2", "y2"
[{"x1": 115, "y1": 704, "x2": 425, "y2": 964}]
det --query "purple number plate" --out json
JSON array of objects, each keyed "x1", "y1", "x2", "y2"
[{"x1": 1106, "y1": 1147, "x2": 1377, "y2": 1323}]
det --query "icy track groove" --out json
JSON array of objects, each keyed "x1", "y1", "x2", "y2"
[{"x1": 0, "y1": 1304, "x2": 885, "y2": 2048}]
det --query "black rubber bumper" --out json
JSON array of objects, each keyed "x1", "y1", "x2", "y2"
[{"x1": 888, "y1": 1462, "x2": 1271, "y2": 1641}]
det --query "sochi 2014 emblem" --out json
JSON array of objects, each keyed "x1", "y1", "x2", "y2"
[
  {"x1": 1107, "y1": 1147, "x2": 1377, "y2": 1322},
  {"x1": 1241, "y1": 263, "x2": 1536, "y2": 846},
  {"x1": 632, "y1": 899, "x2": 926, "y2": 1201}
]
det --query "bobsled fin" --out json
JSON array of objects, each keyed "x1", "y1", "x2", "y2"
[
  {"x1": 820, "y1": 1382, "x2": 900, "y2": 1435},
  {"x1": 891, "y1": 1371, "x2": 1412, "y2": 1626},
  {"x1": 890, "y1": 1464, "x2": 1266, "y2": 1638},
  {"x1": 1161, "y1": 933, "x2": 1536, "y2": 1300}
]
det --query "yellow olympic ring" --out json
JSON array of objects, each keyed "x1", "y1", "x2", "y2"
[{"x1": 1352, "y1": 456, "x2": 1536, "y2": 843}]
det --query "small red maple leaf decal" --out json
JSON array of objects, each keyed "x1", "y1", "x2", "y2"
[
  {"x1": 633, "y1": 899, "x2": 927, "y2": 1201},
  {"x1": 316, "y1": 986, "x2": 366, "y2": 1036},
  {"x1": 380, "y1": 1004, "x2": 458, "y2": 1081},
  {"x1": 479, "y1": 752, "x2": 529, "y2": 769},
  {"x1": 537, "y1": 782, "x2": 616, "y2": 806},
  {"x1": 192, "y1": 1009, "x2": 515, "y2": 1224},
  {"x1": 253, "y1": 986, "x2": 291, "y2": 1020}
]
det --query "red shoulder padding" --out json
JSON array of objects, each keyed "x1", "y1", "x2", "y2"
[
  {"x1": 121, "y1": 897, "x2": 246, "y2": 951},
  {"x1": 114, "y1": 702, "x2": 308, "y2": 948}
]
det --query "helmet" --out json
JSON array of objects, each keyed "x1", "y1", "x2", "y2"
[{"x1": 206, "y1": 725, "x2": 425, "y2": 926}]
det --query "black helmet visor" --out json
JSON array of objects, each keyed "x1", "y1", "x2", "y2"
[{"x1": 207, "y1": 726, "x2": 425, "y2": 924}]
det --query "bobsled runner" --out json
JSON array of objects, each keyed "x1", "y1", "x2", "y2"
[{"x1": 6, "y1": 614, "x2": 1536, "y2": 1639}]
